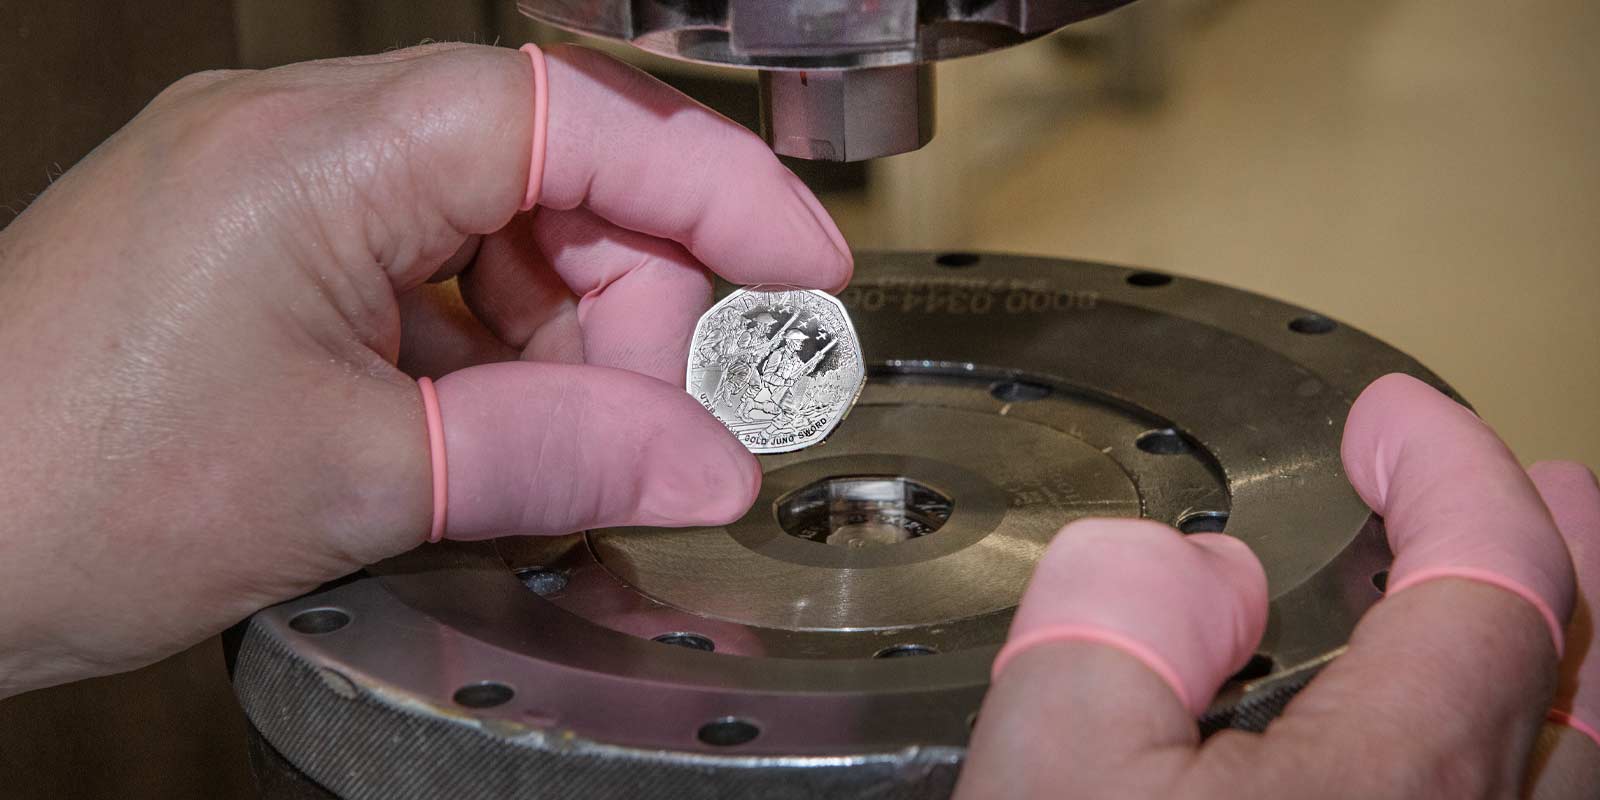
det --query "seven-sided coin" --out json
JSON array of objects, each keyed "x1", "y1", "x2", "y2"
[{"x1": 687, "y1": 286, "x2": 865, "y2": 454}]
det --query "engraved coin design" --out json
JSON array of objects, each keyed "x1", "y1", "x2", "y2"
[{"x1": 687, "y1": 287, "x2": 866, "y2": 454}]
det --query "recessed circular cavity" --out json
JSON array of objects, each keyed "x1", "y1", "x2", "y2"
[
  {"x1": 514, "y1": 566, "x2": 569, "y2": 596},
  {"x1": 654, "y1": 632, "x2": 716, "y2": 652},
  {"x1": 1126, "y1": 271, "x2": 1173, "y2": 287},
  {"x1": 288, "y1": 608, "x2": 350, "y2": 635},
  {"x1": 874, "y1": 644, "x2": 939, "y2": 659},
  {"x1": 591, "y1": 407, "x2": 1143, "y2": 632},
  {"x1": 1136, "y1": 428, "x2": 1190, "y2": 455},
  {"x1": 1178, "y1": 511, "x2": 1230, "y2": 534},
  {"x1": 1289, "y1": 314, "x2": 1337, "y2": 335},
  {"x1": 1372, "y1": 569, "x2": 1389, "y2": 593},
  {"x1": 697, "y1": 718, "x2": 760, "y2": 747},
  {"x1": 1229, "y1": 653, "x2": 1276, "y2": 683},
  {"x1": 935, "y1": 252, "x2": 981, "y2": 268},
  {"x1": 990, "y1": 380, "x2": 1052, "y2": 402},
  {"x1": 453, "y1": 682, "x2": 514, "y2": 709},
  {"x1": 775, "y1": 475, "x2": 953, "y2": 548}
]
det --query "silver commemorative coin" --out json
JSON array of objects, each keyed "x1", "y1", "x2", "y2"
[{"x1": 687, "y1": 286, "x2": 866, "y2": 454}]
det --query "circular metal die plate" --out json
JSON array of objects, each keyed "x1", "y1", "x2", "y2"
[
  {"x1": 233, "y1": 251, "x2": 1453, "y2": 800},
  {"x1": 687, "y1": 286, "x2": 866, "y2": 454}
]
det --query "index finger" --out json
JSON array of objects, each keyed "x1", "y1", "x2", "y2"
[{"x1": 538, "y1": 45, "x2": 853, "y2": 293}]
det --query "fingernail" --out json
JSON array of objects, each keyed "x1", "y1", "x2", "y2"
[{"x1": 790, "y1": 176, "x2": 853, "y2": 287}]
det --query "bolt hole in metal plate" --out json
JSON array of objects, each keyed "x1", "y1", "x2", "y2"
[
  {"x1": 453, "y1": 681, "x2": 515, "y2": 709},
  {"x1": 654, "y1": 632, "x2": 716, "y2": 652},
  {"x1": 286, "y1": 608, "x2": 349, "y2": 635},
  {"x1": 698, "y1": 718, "x2": 761, "y2": 747},
  {"x1": 235, "y1": 252, "x2": 1456, "y2": 799}
]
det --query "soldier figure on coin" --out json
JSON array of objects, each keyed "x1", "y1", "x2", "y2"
[{"x1": 741, "y1": 328, "x2": 810, "y2": 421}]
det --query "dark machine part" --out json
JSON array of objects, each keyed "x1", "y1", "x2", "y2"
[
  {"x1": 233, "y1": 251, "x2": 1445, "y2": 799},
  {"x1": 516, "y1": 1, "x2": 1140, "y2": 160}
]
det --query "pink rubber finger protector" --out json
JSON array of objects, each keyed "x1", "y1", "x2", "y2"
[
  {"x1": 503, "y1": 46, "x2": 852, "y2": 293},
  {"x1": 518, "y1": 44, "x2": 550, "y2": 212},
  {"x1": 1530, "y1": 461, "x2": 1600, "y2": 751},
  {"x1": 417, "y1": 377, "x2": 448, "y2": 543},
  {"x1": 992, "y1": 519, "x2": 1269, "y2": 717},
  {"x1": 1342, "y1": 374, "x2": 1575, "y2": 656}
]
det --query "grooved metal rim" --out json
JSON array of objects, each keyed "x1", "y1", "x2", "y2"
[{"x1": 235, "y1": 251, "x2": 1454, "y2": 799}]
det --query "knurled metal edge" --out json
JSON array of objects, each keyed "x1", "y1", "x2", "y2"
[
  {"x1": 1199, "y1": 667, "x2": 1322, "y2": 736},
  {"x1": 234, "y1": 619, "x2": 965, "y2": 800},
  {"x1": 238, "y1": 612, "x2": 1327, "y2": 799}
]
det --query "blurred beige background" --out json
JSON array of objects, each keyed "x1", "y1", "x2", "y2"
[{"x1": 1, "y1": 1, "x2": 1595, "y2": 797}]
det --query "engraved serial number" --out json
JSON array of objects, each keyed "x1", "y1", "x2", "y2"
[{"x1": 840, "y1": 278, "x2": 1099, "y2": 315}]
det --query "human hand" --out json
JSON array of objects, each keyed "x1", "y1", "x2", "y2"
[
  {"x1": 1526, "y1": 460, "x2": 1600, "y2": 797},
  {"x1": 956, "y1": 374, "x2": 1598, "y2": 799},
  {"x1": 0, "y1": 43, "x2": 850, "y2": 697}
]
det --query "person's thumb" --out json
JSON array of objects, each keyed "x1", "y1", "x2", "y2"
[{"x1": 431, "y1": 361, "x2": 758, "y2": 539}]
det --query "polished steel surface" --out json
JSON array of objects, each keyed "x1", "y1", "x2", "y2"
[
  {"x1": 235, "y1": 251, "x2": 1448, "y2": 799},
  {"x1": 758, "y1": 65, "x2": 934, "y2": 161},
  {"x1": 516, "y1": 0, "x2": 1138, "y2": 160}
]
